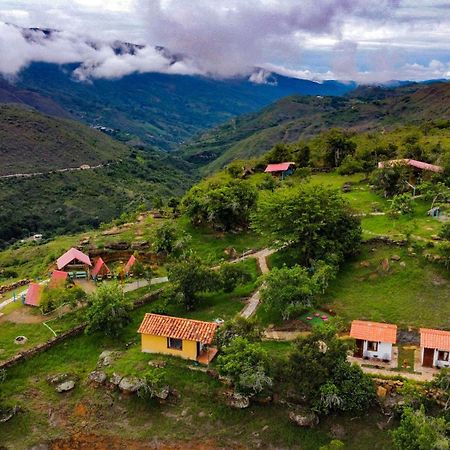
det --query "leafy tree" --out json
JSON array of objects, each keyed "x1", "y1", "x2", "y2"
[
  {"x1": 391, "y1": 405, "x2": 450, "y2": 450},
  {"x1": 40, "y1": 285, "x2": 86, "y2": 314},
  {"x1": 182, "y1": 177, "x2": 258, "y2": 231},
  {"x1": 217, "y1": 337, "x2": 272, "y2": 395},
  {"x1": 137, "y1": 368, "x2": 168, "y2": 402},
  {"x1": 440, "y1": 223, "x2": 450, "y2": 241},
  {"x1": 419, "y1": 182, "x2": 450, "y2": 210},
  {"x1": 337, "y1": 155, "x2": 363, "y2": 175},
  {"x1": 371, "y1": 165, "x2": 411, "y2": 198},
  {"x1": 288, "y1": 326, "x2": 375, "y2": 414},
  {"x1": 166, "y1": 253, "x2": 218, "y2": 310},
  {"x1": 153, "y1": 223, "x2": 190, "y2": 256},
  {"x1": 167, "y1": 197, "x2": 180, "y2": 210},
  {"x1": 85, "y1": 282, "x2": 131, "y2": 338},
  {"x1": 264, "y1": 143, "x2": 292, "y2": 164},
  {"x1": 219, "y1": 263, "x2": 251, "y2": 293},
  {"x1": 291, "y1": 141, "x2": 311, "y2": 167},
  {"x1": 252, "y1": 185, "x2": 361, "y2": 266},
  {"x1": 260, "y1": 265, "x2": 326, "y2": 320},
  {"x1": 390, "y1": 194, "x2": 415, "y2": 216},
  {"x1": 323, "y1": 129, "x2": 357, "y2": 167},
  {"x1": 215, "y1": 316, "x2": 262, "y2": 349},
  {"x1": 430, "y1": 368, "x2": 450, "y2": 411}
]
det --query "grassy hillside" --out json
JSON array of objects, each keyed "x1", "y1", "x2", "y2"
[
  {"x1": 183, "y1": 82, "x2": 450, "y2": 172},
  {"x1": 0, "y1": 105, "x2": 129, "y2": 176},
  {"x1": 0, "y1": 105, "x2": 196, "y2": 245}
]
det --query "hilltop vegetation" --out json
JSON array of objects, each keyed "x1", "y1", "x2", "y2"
[
  {"x1": 183, "y1": 82, "x2": 450, "y2": 172},
  {"x1": 0, "y1": 105, "x2": 128, "y2": 176}
]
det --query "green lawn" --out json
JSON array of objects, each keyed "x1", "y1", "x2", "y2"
[{"x1": 321, "y1": 244, "x2": 450, "y2": 329}]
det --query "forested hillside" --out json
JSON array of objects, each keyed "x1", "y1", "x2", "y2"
[
  {"x1": 183, "y1": 82, "x2": 450, "y2": 172},
  {"x1": 3, "y1": 63, "x2": 355, "y2": 151}
]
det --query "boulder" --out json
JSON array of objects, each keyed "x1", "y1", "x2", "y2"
[
  {"x1": 154, "y1": 386, "x2": 170, "y2": 401},
  {"x1": 107, "y1": 373, "x2": 123, "y2": 390},
  {"x1": 148, "y1": 360, "x2": 167, "y2": 368},
  {"x1": 131, "y1": 241, "x2": 149, "y2": 250},
  {"x1": 225, "y1": 392, "x2": 250, "y2": 409},
  {"x1": 55, "y1": 380, "x2": 75, "y2": 393},
  {"x1": 88, "y1": 370, "x2": 107, "y2": 386},
  {"x1": 391, "y1": 255, "x2": 401, "y2": 261},
  {"x1": 288, "y1": 408, "x2": 319, "y2": 428},
  {"x1": 105, "y1": 241, "x2": 130, "y2": 250},
  {"x1": 119, "y1": 376, "x2": 144, "y2": 394},
  {"x1": 400, "y1": 261, "x2": 406, "y2": 268},
  {"x1": 98, "y1": 350, "x2": 116, "y2": 367},
  {"x1": 360, "y1": 260, "x2": 371, "y2": 268}
]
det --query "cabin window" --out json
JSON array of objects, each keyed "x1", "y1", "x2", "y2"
[
  {"x1": 367, "y1": 341, "x2": 379, "y2": 352},
  {"x1": 167, "y1": 337, "x2": 183, "y2": 350},
  {"x1": 438, "y1": 351, "x2": 449, "y2": 362}
]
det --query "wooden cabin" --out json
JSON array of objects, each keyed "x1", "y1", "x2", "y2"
[
  {"x1": 91, "y1": 257, "x2": 111, "y2": 280},
  {"x1": 138, "y1": 313, "x2": 218, "y2": 364},
  {"x1": 56, "y1": 248, "x2": 92, "y2": 279}
]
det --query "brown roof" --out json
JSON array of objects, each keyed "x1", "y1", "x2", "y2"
[
  {"x1": 350, "y1": 320, "x2": 397, "y2": 344},
  {"x1": 420, "y1": 328, "x2": 450, "y2": 350},
  {"x1": 138, "y1": 313, "x2": 218, "y2": 344}
]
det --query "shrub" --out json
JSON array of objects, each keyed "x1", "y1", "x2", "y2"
[{"x1": 336, "y1": 155, "x2": 363, "y2": 175}]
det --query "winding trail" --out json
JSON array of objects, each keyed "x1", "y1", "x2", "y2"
[{"x1": 238, "y1": 248, "x2": 275, "y2": 318}]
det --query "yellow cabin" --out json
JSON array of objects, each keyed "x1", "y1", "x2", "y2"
[{"x1": 138, "y1": 313, "x2": 218, "y2": 364}]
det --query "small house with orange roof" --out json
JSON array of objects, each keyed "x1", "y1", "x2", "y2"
[
  {"x1": 420, "y1": 328, "x2": 450, "y2": 368},
  {"x1": 91, "y1": 257, "x2": 111, "y2": 280},
  {"x1": 264, "y1": 162, "x2": 295, "y2": 179},
  {"x1": 56, "y1": 247, "x2": 92, "y2": 279},
  {"x1": 49, "y1": 270, "x2": 69, "y2": 288},
  {"x1": 24, "y1": 282, "x2": 43, "y2": 307},
  {"x1": 350, "y1": 320, "x2": 397, "y2": 362},
  {"x1": 138, "y1": 313, "x2": 218, "y2": 364}
]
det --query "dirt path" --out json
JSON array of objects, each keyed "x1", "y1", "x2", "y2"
[
  {"x1": 239, "y1": 248, "x2": 275, "y2": 318},
  {"x1": 123, "y1": 277, "x2": 168, "y2": 292}
]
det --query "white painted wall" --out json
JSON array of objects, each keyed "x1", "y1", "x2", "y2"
[
  {"x1": 421, "y1": 347, "x2": 450, "y2": 368},
  {"x1": 363, "y1": 341, "x2": 393, "y2": 361}
]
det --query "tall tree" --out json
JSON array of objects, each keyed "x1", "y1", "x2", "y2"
[
  {"x1": 251, "y1": 185, "x2": 360, "y2": 265},
  {"x1": 323, "y1": 129, "x2": 357, "y2": 167}
]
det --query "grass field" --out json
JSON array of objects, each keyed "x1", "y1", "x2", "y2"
[{"x1": 321, "y1": 244, "x2": 450, "y2": 329}]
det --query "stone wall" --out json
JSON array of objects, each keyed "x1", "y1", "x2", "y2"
[
  {"x1": 0, "y1": 289, "x2": 163, "y2": 370},
  {"x1": 0, "y1": 279, "x2": 30, "y2": 295}
]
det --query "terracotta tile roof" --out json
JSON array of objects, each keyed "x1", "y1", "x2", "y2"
[
  {"x1": 264, "y1": 162, "x2": 295, "y2": 173},
  {"x1": 138, "y1": 313, "x2": 218, "y2": 344},
  {"x1": 420, "y1": 328, "x2": 450, "y2": 350},
  {"x1": 49, "y1": 270, "x2": 68, "y2": 287},
  {"x1": 124, "y1": 255, "x2": 136, "y2": 273},
  {"x1": 350, "y1": 320, "x2": 397, "y2": 344},
  {"x1": 91, "y1": 257, "x2": 110, "y2": 278},
  {"x1": 57, "y1": 247, "x2": 91, "y2": 270},
  {"x1": 25, "y1": 282, "x2": 42, "y2": 307}
]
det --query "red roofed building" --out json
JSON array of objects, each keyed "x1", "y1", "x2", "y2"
[
  {"x1": 25, "y1": 282, "x2": 43, "y2": 307},
  {"x1": 56, "y1": 248, "x2": 92, "y2": 278},
  {"x1": 91, "y1": 257, "x2": 111, "y2": 280},
  {"x1": 264, "y1": 162, "x2": 295, "y2": 178},
  {"x1": 49, "y1": 270, "x2": 69, "y2": 288},
  {"x1": 124, "y1": 255, "x2": 136, "y2": 276},
  {"x1": 378, "y1": 159, "x2": 443, "y2": 173},
  {"x1": 350, "y1": 320, "x2": 397, "y2": 361},
  {"x1": 138, "y1": 313, "x2": 218, "y2": 364},
  {"x1": 420, "y1": 328, "x2": 450, "y2": 368}
]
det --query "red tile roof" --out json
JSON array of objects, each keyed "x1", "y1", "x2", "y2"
[
  {"x1": 264, "y1": 162, "x2": 295, "y2": 173},
  {"x1": 49, "y1": 270, "x2": 68, "y2": 288},
  {"x1": 420, "y1": 328, "x2": 450, "y2": 350},
  {"x1": 350, "y1": 320, "x2": 397, "y2": 344},
  {"x1": 57, "y1": 247, "x2": 91, "y2": 270},
  {"x1": 25, "y1": 282, "x2": 42, "y2": 307},
  {"x1": 138, "y1": 313, "x2": 218, "y2": 344},
  {"x1": 91, "y1": 257, "x2": 110, "y2": 278},
  {"x1": 124, "y1": 255, "x2": 136, "y2": 273},
  {"x1": 378, "y1": 159, "x2": 443, "y2": 173}
]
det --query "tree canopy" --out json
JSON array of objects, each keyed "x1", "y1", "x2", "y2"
[{"x1": 251, "y1": 184, "x2": 361, "y2": 265}]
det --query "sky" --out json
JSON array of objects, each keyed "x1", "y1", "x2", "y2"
[{"x1": 0, "y1": 0, "x2": 449, "y2": 83}]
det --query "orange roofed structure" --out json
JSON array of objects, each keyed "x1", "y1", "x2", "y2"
[
  {"x1": 138, "y1": 313, "x2": 218, "y2": 364},
  {"x1": 24, "y1": 282, "x2": 43, "y2": 307},
  {"x1": 350, "y1": 320, "x2": 397, "y2": 362},
  {"x1": 56, "y1": 247, "x2": 92, "y2": 279},
  {"x1": 49, "y1": 270, "x2": 69, "y2": 288},
  {"x1": 420, "y1": 328, "x2": 450, "y2": 369},
  {"x1": 91, "y1": 257, "x2": 111, "y2": 280}
]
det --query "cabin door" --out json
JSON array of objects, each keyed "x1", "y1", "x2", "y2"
[
  {"x1": 354, "y1": 339, "x2": 364, "y2": 358},
  {"x1": 423, "y1": 348, "x2": 434, "y2": 367}
]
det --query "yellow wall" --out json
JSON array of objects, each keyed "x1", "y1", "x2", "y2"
[{"x1": 141, "y1": 334, "x2": 197, "y2": 360}]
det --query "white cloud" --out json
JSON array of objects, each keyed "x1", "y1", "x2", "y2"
[{"x1": 0, "y1": 0, "x2": 448, "y2": 82}]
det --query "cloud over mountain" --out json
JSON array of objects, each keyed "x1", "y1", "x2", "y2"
[{"x1": 0, "y1": 0, "x2": 449, "y2": 82}]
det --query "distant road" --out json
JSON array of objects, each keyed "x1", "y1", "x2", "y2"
[{"x1": 0, "y1": 161, "x2": 118, "y2": 179}]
